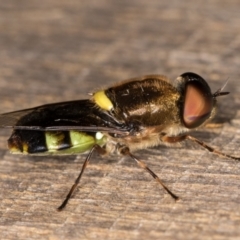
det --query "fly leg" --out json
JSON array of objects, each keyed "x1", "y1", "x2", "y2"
[
  {"x1": 118, "y1": 145, "x2": 179, "y2": 201},
  {"x1": 57, "y1": 144, "x2": 106, "y2": 211},
  {"x1": 186, "y1": 135, "x2": 240, "y2": 160},
  {"x1": 161, "y1": 134, "x2": 240, "y2": 160},
  {"x1": 204, "y1": 123, "x2": 224, "y2": 128}
]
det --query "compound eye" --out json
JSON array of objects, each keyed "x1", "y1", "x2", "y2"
[{"x1": 182, "y1": 73, "x2": 214, "y2": 129}]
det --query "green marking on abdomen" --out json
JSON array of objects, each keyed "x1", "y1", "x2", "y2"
[
  {"x1": 44, "y1": 131, "x2": 106, "y2": 155},
  {"x1": 45, "y1": 131, "x2": 70, "y2": 151}
]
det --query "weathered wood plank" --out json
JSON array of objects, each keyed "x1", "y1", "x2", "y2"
[{"x1": 0, "y1": 1, "x2": 240, "y2": 239}]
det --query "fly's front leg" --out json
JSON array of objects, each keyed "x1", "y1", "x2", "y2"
[
  {"x1": 161, "y1": 134, "x2": 240, "y2": 161},
  {"x1": 57, "y1": 144, "x2": 106, "y2": 211},
  {"x1": 204, "y1": 123, "x2": 224, "y2": 128},
  {"x1": 118, "y1": 145, "x2": 179, "y2": 201},
  {"x1": 186, "y1": 135, "x2": 240, "y2": 160}
]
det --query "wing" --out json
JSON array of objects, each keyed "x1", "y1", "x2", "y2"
[{"x1": 0, "y1": 100, "x2": 128, "y2": 135}]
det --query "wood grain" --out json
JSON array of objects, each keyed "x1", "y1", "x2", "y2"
[{"x1": 0, "y1": 1, "x2": 240, "y2": 239}]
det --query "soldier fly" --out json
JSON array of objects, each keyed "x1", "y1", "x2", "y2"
[{"x1": 0, "y1": 72, "x2": 238, "y2": 211}]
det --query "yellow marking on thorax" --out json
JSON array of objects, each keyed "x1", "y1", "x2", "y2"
[{"x1": 93, "y1": 90, "x2": 113, "y2": 111}]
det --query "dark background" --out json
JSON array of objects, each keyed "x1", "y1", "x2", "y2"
[{"x1": 0, "y1": 1, "x2": 240, "y2": 239}]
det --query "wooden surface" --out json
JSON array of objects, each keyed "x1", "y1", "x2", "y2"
[{"x1": 0, "y1": 1, "x2": 240, "y2": 239}]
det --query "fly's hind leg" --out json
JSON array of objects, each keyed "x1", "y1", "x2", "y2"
[
  {"x1": 118, "y1": 145, "x2": 179, "y2": 201},
  {"x1": 57, "y1": 144, "x2": 106, "y2": 211}
]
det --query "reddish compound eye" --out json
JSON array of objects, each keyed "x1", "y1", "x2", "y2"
[{"x1": 181, "y1": 73, "x2": 214, "y2": 129}]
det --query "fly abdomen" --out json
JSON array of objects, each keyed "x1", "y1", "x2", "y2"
[{"x1": 8, "y1": 130, "x2": 106, "y2": 155}]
